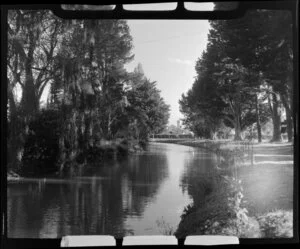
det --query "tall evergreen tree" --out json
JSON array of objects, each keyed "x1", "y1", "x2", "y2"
[{"x1": 180, "y1": 7, "x2": 293, "y2": 142}]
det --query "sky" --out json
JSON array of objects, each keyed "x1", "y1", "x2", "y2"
[
  {"x1": 123, "y1": 2, "x2": 214, "y2": 126},
  {"x1": 125, "y1": 19, "x2": 211, "y2": 126}
]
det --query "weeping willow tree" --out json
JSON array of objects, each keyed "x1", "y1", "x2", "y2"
[{"x1": 48, "y1": 18, "x2": 134, "y2": 172}]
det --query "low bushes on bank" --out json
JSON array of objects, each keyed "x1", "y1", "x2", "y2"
[
  {"x1": 175, "y1": 173, "x2": 293, "y2": 238},
  {"x1": 258, "y1": 210, "x2": 293, "y2": 238},
  {"x1": 175, "y1": 174, "x2": 261, "y2": 238}
]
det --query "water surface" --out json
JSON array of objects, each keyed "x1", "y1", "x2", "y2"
[{"x1": 7, "y1": 142, "x2": 217, "y2": 238}]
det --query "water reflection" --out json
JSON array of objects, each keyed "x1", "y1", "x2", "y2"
[
  {"x1": 180, "y1": 148, "x2": 218, "y2": 205},
  {"x1": 7, "y1": 143, "x2": 216, "y2": 237}
]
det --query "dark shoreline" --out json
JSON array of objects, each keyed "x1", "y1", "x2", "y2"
[{"x1": 8, "y1": 139, "x2": 146, "y2": 180}]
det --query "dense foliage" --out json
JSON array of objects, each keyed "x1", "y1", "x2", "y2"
[
  {"x1": 179, "y1": 9, "x2": 293, "y2": 141},
  {"x1": 21, "y1": 109, "x2": 62, "y2": 175},
  {"x1": 7, "y1": 10, "x2": 170, "y2": 175}
]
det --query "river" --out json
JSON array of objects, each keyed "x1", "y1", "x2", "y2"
[{"x1": 7, "y1": 142, "x2": 217, "y2": 238}]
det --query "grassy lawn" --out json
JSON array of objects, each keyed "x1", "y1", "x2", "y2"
[
  {"x1": 238, "y1": 164, "x2": 293, "y2": 215},
  {"x1": 237, "y1": 142, "x2": 293, "y2": 216}
]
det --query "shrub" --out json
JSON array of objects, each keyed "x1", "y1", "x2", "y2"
[
  {"x1": 258, "y1": 210, "x2": 293, "y2": 238},
  {"x1": 176, "y1": 175, "x2": 261, "y2": 238},
  {"x1": 181, "y1": 204, "x2": 197, "y2": 219}
]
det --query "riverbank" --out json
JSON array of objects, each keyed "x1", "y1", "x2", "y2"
[
  {"x1": 151, "y1": 139, "x2": 294, "y2": 238},
  {"x1": 151, "y1": 138, "x2": 255, "y2": 168},
  {"x1": 150, "y1": 138, "x2": 252, "y2": 155},
  {"x1": 8, "y1": 138, "x2": 146, "y2": 180}
]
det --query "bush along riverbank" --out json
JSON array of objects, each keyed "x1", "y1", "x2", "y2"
[
  {"x1": 7, "y1": 115, "x2": 146, "y2": 181},
  {"x1": 7, "y1": 105, "x2": 150, "y2": 179},
  {"x1": 175, "y1": 173, "x2": 261, "y2": 237},
  {"x1": 9, "y1": 129, "x2": 146, "y2": 179},
  {"x1": 169, "y1": 139, "x2": 293, "y2": 238},
  {"x1": 175, "y1": 170, "x2": 293, "y2": 238},
  {"x1": 8, "y1": 140, "x2": 144, "y2": 179}
]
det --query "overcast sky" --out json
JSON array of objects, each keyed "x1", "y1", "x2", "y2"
[
  {"x1": 122, "y1": 3, "x2": 214, "y2": 126},
  {"x1": 125, "y1": 19, "x2": 211, "y2": 126}
]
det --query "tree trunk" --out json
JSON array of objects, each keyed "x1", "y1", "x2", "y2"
[
  {"x1": 7, "y1": 84, "x2": 22, "y2": 171},
  {"x1": 210, "y1": 130, "x2": 218, "y2": 140},
  {"x1": 255, "y1": 94, "x2": 262, "y2": 143},
  {"x1": 21, "y1": 18, "x2": 39, "y2": 116},
  {"x1": 58, "y1": 110, "x2": 79, "y2": 174},
  {"x1": 285, "y1": 106, "x2": 293, "y2": 142},
  {"x1": 107, "y1": 110, "x2": 112, "y2": 140},
  {"x1": 84, "y1": 113, "x2": 89, "y2": 150},
  {"x1": 234, "y1": 116, "x2": 242, "y2": 141},
  {"x1": 269, "y1": 93, "x2": 282, "y2": 142},
  {"x1": 58, "y1": 135, "x2": 66, "y2": 174},
  {"x1": 281, "y1": 93, "x2": 293, "y2": 142}
]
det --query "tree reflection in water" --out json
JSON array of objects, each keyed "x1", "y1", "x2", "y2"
[
  {"x1": 7, "y1": 146, "x2": 169, "y2": 238},
  {"x1": 180, "y1": 149, "x2": 219, "y2": 206}
]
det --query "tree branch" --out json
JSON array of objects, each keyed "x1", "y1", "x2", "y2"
[
  {"x1": 37, "y1": 79, "x2": 51, "y2": 101},
  {"x1": 222, "y1": 115, "x2": 235, "y2": 127},
  {"x1": 268, "y1": 95, "x2": 273, "y2": 115}
]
